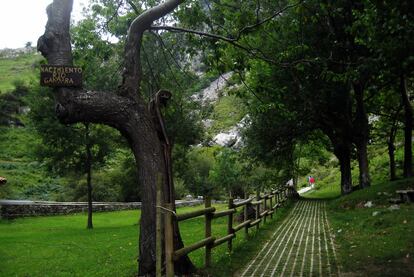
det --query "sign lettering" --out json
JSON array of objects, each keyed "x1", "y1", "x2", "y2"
[{"x1": 40, "y1": 65, "x2": 83, "y2": 87}]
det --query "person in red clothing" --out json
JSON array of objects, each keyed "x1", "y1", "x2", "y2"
[{"x1": 308, "y1": 176, "x2": 315, "y2": 188}]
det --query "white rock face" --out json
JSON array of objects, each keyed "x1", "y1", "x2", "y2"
[
  {"x1": 202, "y1": 119, "x2": 214, "y2": 129},
  {"x1": 211, "y1": 115, "x2": 250, "y2": 148},
  {"x1": 364, "y1": 201, "x2": 374, "y2": 208},
  {"x1": 192, "y1": 71, "x2": 251, "y2": 149},
  {"x1": 193, "y1": 72, "x2": 233, "y2": 103},
  {"x1": 213, "y1": 127, "x2": 239, "y2": 147}
]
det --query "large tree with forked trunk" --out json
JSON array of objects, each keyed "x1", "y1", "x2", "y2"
[{"x1": 37, "y1": 0, "x2": 193, "y2": 275}]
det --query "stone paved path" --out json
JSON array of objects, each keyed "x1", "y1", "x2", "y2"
[{"x1": 240, "y1": 200, "x2": 341, "y2": 277}]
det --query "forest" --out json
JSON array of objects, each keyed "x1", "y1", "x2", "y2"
[{"x1": 0, "y1": 0, "x2": 413, "y2": 276}]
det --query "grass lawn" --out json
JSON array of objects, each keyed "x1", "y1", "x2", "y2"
[
  {"x1": 0, "y1": 210, "x2": 140, "y2": 277},
  {"x1": 0, "y1": 201, "x2": 294, "y2": 276},
  {"x1": 303, "y1": 178, "x2": 414, "y2": 276}
]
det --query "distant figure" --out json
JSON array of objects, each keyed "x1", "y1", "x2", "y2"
[
  {"x1": 0, "y1": 176, "x2": 7, "y2": 186},
  {"x1": 286, "y1": 178, "x2": 294, "y2": 188},
  {"x1": 308, "y1": 176, "x2": 315, "y2": 189}
]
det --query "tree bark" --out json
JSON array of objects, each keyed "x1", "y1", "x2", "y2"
[
  {"x1": 320, "y1": 86, "x2": 354, "y2": 195},
  {"x1": 353, "y1": 83, "x2": 370, "y2": 188},
  {"x1": 400, "y1": 75, "x2": 413, "y2": 178},
  {"x1": 85, "y1": 123, "x2": 93, "y2": 229},
  {"x1": 388, "y1": 139, "x2": 397, "y2": 181},
  {"x1": 333, "y1": 143, "x2": 353, "y2": 195},
  {"x1": 38, "y1": 0, "x2": 193, "y2": 275},
  {"x1": 322, "y1": 128, "x2": 353, "y2": 195},
  {"x1": 355, "y1": 140, "x2": 370, "y2": 187}
]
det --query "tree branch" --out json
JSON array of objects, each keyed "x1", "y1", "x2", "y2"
[
  {"x1": 54, "y1": 88, "x2": 137, "y2": 129},
  {"x1": 150, "y1": 1, "x2": 302, "y2": 44},
  {"x1": 233, "y1": 1, "x2": 302, "y2": 41},
  {"x1": 121, "y1": 0, "x2": 185, "y2": 99},
  {"x1": 150, "y1": 25, "x2": 278, "y2": 64},
  {"x1": 126, "y1": 0, "x2": 140, "y2": 14}
]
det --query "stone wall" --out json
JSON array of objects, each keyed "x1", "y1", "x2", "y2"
[{"x1": 0, "y1": 199, "x2": 203, "y2": 219}]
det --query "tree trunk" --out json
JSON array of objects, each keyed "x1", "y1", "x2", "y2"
[
  {"x1": 38, "y1": 1, "x2": 194, "y2": 276},
  {"x1": 388, "y1": 140, "x2": 397, "y2": 181},
  {"x1": 323, "y1": 129, "x2": 353, "y2": 194},
  {"x1": 400, "y1": 75, "x2": 413, "y2": 178},
  {"x1": 355, "y1": 140, "x2": 370, "y2": 188},
  {"x1": 334, "y1": 143, "x2": 353, "y2": 195},
  {"x1": 85, "y1": 123, "x2": 93, "y2": 229},
  {"x1": 353, "y1": 83, "x2": 370, "y2": 188},
  {"x1": 319, "y1": 84, "x2": 354, "y2": 195}
]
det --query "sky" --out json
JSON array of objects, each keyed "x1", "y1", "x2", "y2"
[{"x1": 0, "y1": 0, "x2": 88, "y2": 49}]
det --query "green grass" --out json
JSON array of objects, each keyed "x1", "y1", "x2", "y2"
[
  {"x1": 0, "y1": 52, "x2": 41, "y2": 93},
  {"x1": 0, "y1": 210, "x2": 140, "y2": 277},
  {"x1": 303, "y1": 182, "x2": 341, "y2": 199},
  {"x1": 0, "y1": 126, "x2": 38, "y2": 160},
  {"x1": 208, "y1": 95, "x2": 246, "y2": 135},
  {"x1": 0, "y1": 201, "x2": 294, "y2": 276},
  {"x1": 0, "y1": 126, "x2": 63, "y2": 200},
  {"x1": 304, "y1": 178, "x2": 414, "y2": 276}
]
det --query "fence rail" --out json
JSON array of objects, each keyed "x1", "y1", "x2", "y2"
[{"x1": 159, "y1": 186, "x2": 298, "y2": 276}]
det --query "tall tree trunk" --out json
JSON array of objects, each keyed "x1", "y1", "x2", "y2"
[
  {"x1": 293, "y1": 143, "x2": 302, "y2": 188},
  {"x1": 38, "y1": 1, "x2": 194, "y2": 276},
  {"x1": 85, "y1": 123, "x2": 93, "y2": 229},
  {"x1": 400, "y1": 75, "x2": 413, "y2": 177},
  {"x1": 320, "y1": 83, "x2": 354, "y2": 195},
  {"x1": 355, "y1": 140, "x2": 370, "y2": 187},
  {"x1": 353, "y1": 83, "x2": 370, "y2": 188},
  {"x1": 334, "y1": 143, "x2": 353, "y2": 195},
  {"x1": 387, "y1": 119, "x2": 398, "y2": 180},
  {"x1": 388, "y1": 140, "x2": 397, "y2": 181}
]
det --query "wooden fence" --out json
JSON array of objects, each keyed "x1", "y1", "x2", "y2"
[{"x1": 158, "y1": 186, "x2": 299, "y2": 276}]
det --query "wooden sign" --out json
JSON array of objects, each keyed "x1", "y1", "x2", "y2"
[{"x1": 40, "y1": 65, "x2": 83, "y2": 87}]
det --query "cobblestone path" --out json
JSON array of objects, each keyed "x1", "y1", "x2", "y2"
[{"x1": 240, "y1": 200, "x2": 341, "y2": 277}]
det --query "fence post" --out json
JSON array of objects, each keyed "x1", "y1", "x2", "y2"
[
  {"x1": 165, "y1": 202, "x2": 174, "y2": 277},
  {"x1": 269, "y1": 193, "x2": 273, "y2": 219},
  {"x1": 205, "y1": 196, "x2": 212, "y2": 268},
  {"x1": 255, "y1": 190, "x2": 260, "y2": 232},
  {"x1": 275, "y1": 190, "x2": 278, "y2": 206},
  {"x1": 244, "y1": 192, "x2": 249, "y2": 236},
  {"x1": 228, "y1": 197, "x2": 234, "y2": 252},
  {"x1": 156, "y1": 174, "x2": 163, "y2": 277},
  {"x1": 263, "y1": 194, "x2": 267, "y2": 224}
]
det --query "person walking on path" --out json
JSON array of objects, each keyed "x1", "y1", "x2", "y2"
[{"x1": 308, "y1": 176, "x2": 315, "y2": 189}]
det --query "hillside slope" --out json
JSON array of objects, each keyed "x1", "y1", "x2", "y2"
[{"x1": 0, "y1": 47, "x2": 41, "y2": 93}]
